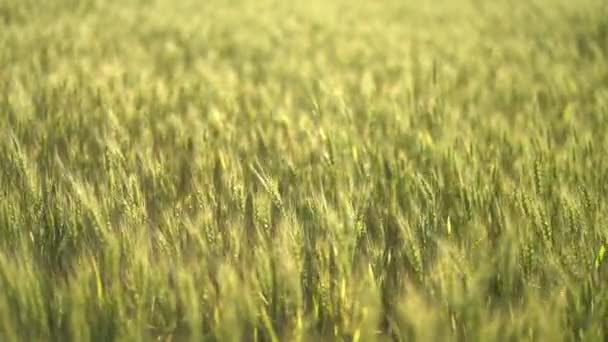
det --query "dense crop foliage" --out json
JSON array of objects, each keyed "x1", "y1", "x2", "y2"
[{"x1": 1, "y1": 0, "x2": 608, "y2": 340}]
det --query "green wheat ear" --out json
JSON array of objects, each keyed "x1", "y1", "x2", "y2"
[
  {"x1": 595, "y1": 245, "x2": 606, "y2": 271},
  {"x1": 245, "y1": 191, "x2": 256, "y2": 246},
  {"x1": 213, "y1": 154, "x2": 224, "y2": 195}
]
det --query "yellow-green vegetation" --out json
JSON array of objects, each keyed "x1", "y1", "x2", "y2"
[{"x1": 1, "y1": 0, "x2": 608, "y2": 340}]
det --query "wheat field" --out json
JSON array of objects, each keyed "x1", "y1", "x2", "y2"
[{"x1": 1, "y1": 0, "x2": 608, "y2": 340}]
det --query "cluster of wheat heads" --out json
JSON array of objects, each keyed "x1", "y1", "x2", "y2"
[{"x1": 1, "y1": 0, "x2": 608, "y2": 340}]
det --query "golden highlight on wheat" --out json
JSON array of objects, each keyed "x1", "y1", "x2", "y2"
[{"x1": 1, "y1": 0, "x2": 607, "y2": 340}]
